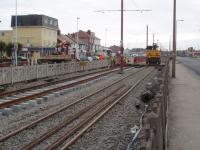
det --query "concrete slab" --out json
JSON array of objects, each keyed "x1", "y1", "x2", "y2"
[
  {"x1": 0, "y1": 108, "x2": 12, "y2": 116},
  {"x1": 21, "y1": 103, "x2": 30, "y2": 109},
  {"x1": 53, "y1": 92, "x2": 60, "y2": 97},
  {"x1": 0, "y1": 112, "x2": 3, "y2": 118},
  {"x1": 35, "y1": 98, "x2": 43, "y2": 104},
  {"x1": 42, "y1": 95, "x2": 54, "y2": 101},
  {"x1": 11, "y1": 105, "x2": 22, "y2": 112},
  {"x1": 49, "y1": 94, "x2": 55, "y2": 98},
  {"x1": 21, "y1": 93, "x2": 33, "y2": 97},
  {"x1": 5, "y1": 97, "x2": 16, "y2": 100},
  {"x1": 25, "y1": 91, "x2": 39, "y2": 94},
  {"x1": 28, "y1": 100, "x2": 37, "y2": 107},
  {"x1": 0, "y1": 100, "x2": 8, "y2": 104},
  {"x1": 12, "y1": 95, "x2": 25, "y2": 98}
]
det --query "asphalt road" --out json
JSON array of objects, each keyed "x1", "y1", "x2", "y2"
[{"x1": 177, "y1": 57, "x2": 200, "y2": 75}]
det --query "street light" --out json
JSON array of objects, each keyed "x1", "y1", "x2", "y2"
[
  {"x1": 176, "y1": 19, "x2": 184, "y2": 51},
  {"x1": 172, "y1": 0, "x2": 176, "y2": 78},
  {"x1": 120, "y1": 0, "x2": 124, "y2": 74},
  {"x1": 105, "y1": 28, "x2": 108, "y2": 47},
  {"x1": 76, "y1": 17, "x2": 80, "y2": 60},
  {"x1": 15, "y1": 0, "x2": 18, "y2": 66}
]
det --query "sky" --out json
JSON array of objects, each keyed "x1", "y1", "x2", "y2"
[{"x1": 0, "y1": 0, "x2": 200, "y2": 50}]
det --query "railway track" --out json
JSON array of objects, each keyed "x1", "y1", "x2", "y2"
[
  {"x1": 0, "y1": 67, "x2": 129, "y2": 110},
  {"x1": 0, "y1": 67, "x2": 154, "y2": 149},
  {"x1": 0, "y1": 67, "x2": 113, "y2": 98}
]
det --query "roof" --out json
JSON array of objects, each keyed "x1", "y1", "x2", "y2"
[
  {"x1": 11, "y1": 14, "x2": 58, "y2": 29},
  {"x1": 109, "y1": 45, "x2": 121, "y2": 53},
  {"x1": 0, "y1": 30, "x2": 12, "y2": 33},
  {"x1": 71, "y1": 30, "x2": 100, "y2": 40},
  {"x1": 58, "y1": 34, "x2": 75, "y2": 44}
]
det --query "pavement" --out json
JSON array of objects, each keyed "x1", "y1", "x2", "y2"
[{"x1": 168, "y1": 61, "x2": 200, "y2": 150}]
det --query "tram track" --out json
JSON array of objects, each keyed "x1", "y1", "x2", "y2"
[
  {"x1": 0, "y1": 67, "x2": 128, "y2": 109},
  {"x1": 0, "y1": 67, "x2": 153, "y2": 149}
]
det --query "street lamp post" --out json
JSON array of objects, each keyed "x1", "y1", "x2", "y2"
[
  {"x1": 14, "y1": 0, "x2": 18, "y2": 66},
  {"x1": 176, "y1": 19, "x2": 184, "y2": 51},
  {"x1": 105, "y1": 28, "x2": 108, "y2": 47},
  {"x1": 172, "y1": 0, "x2": 176, "y2": 78},
  {"x1": 153, "y1": 34, "x2": 155, "y2": 45},
  {"x1": 76, "y1": 17, "x2": 80, "y2": 60},
  {"x1": 120, "y1": 0, "x2": 124, "y2": 74}
]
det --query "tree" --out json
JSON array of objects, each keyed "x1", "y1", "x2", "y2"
[
  {"x1": 6, "y1": 43, "x2": 14, "y2": 57},
  {"x1": 0, "y1": 41, "x2": 6, "y2": 59},
  {"x1": 18, "y1": 43, "x2": 23, "y2": 54}
]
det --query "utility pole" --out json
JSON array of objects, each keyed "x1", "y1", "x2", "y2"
[
  {"x1": 105, "y1": 28, "x2": 108, "y2": 47},
  {"x1": 172, "y1": 0, "x2": 176, "y2": 78},
  {"x1": 146, "y1": 25, "x2": 149, "y2": 47},
  {"x1": 176, "y1": 19, "x2": 184, "y2": 52},
  {"x1": 95, "y1": 4, "x2": 151, "y2": 74},
  {"x1": 120, "y1": 0, "x2": 124, "y2": 74},
  {"x1": 169, "y1": 36, "x2": 171, "y2": 51},
  {"x1": 153, "y1": 34, "x2": 155, "y2": 45},
  {"x1": 76, "y1": 17, "x2": 80, "y2": 60},
  {"x1": 15, "y1": 0, "x2": 18, "y2": 66}
]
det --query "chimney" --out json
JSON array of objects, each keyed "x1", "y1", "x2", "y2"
[
  {"x1": 57, "y1": 29, "x2": 61, "y2": 35},
  {"x1": 87, "y1": 30, "x2": 91, "y2": 35}
]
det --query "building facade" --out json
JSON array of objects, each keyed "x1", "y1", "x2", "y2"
[
  {"x1": 0, "y1": 30, "x2": 12, "y2": 44},
  {"x1": 11, "y1": 15, "x2": 58, "y2": 55},
  {"x1": 9, "y1": 14, "x2": 58, "y2": 64},
  {"x1": 69, "y1": 30, "x2": 101, "y2": 54}
]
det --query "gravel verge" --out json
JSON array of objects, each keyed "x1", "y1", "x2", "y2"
[{"x1": 68, "y1": 67, "x2": 159, "y2": 150}]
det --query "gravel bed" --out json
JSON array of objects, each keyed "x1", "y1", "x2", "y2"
[
  {"x1": 68, "y1": 67, "x2": 158, "y2": 150},
  {"x1": 0, "y1": 67, "x2": 141, "y2": 149},
  {"x1": 33, "y1": 86, "x2": 128, "y2": 150}
]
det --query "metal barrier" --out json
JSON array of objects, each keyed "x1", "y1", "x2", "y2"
[
  {"x1": 0, "y1": 60, "x2": 109, "y2": 85},
  {"x1": 144, "y1": 59, "x2": 169, "y2": 150},
  {"x1": 128, "y1": 58, "x2": 170, "y2": 150}
]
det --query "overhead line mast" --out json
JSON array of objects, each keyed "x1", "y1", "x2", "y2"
[{"x1": 95, "y1": 3, "x2": 151, "y2": 74}]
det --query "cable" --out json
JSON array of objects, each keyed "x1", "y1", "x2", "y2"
[{"x1": 126, "y1": 105, "x2": 148, "y2": 150}]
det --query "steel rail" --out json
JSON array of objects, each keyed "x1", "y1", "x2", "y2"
[
  {"x1": 45, "y1": 86, "x2": 131, "y2": 150},
  {"x1": 47, "y1": 68, "x2": 154, "y2": 150},
  {"x1": 0, "y1": 67, "x2": 146, "y2": 142},
  {"x1": 0, "y1": 67, "x2": 112, "y2": 98},
  {"x1": 0, "y1": 68, "x2": 124, "y2": 109},
  {"x1": 21, "y1": 85, "x2": 125, "y2": 150}
]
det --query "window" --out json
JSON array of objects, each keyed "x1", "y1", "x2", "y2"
[
  {"x1": 50, "y1": 20, "x2": 53, "y2": 25},
  {"x1": 44, "y1": 18, "x2": 48, "y2": 24},
  {"x1": 54, "y1": 21, "x2": 57, "y2": 26}
]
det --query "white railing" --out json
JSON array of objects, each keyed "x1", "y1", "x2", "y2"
[{"x1": 0, "y1": 60, "x2": 109, "y2": 85}]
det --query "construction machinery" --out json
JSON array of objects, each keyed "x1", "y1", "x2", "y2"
[{"x1": 146, "y1": 43, "x2": 161, "y2": 65}]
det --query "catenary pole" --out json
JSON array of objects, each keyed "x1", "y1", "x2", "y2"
[
  {"x1": 120, "y1": 0, "x2": 124, "y2": 73},
  {"x1": 76, "y1": 17, "x2": 80, "y2": 60},
  {"x1": 146, "y1": 25, "x2": 149, "y2": 47},
  {"x1": 15, "y1": 0, "x2": 18, "y2": 66},
  {"x1": 172, "y1": 0, "x2": 176, "y2": 78}
]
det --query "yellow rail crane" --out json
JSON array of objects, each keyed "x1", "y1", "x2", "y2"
[{"x1": 146, "y1": 43, "x2": 161, "y2": 65}]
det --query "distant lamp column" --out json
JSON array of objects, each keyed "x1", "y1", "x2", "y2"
[
  {"x1": 176, "y1": 19, "x2": 184, "y2": 51},
  {"x1": 15, "y1": 0, "x2": 18, "y2": 66},
  {"x1": 172, "y1": 0, "x2": 176, "y2": 78},
  {"x1": 76, "y1": 17, "x2": 80, "y2": 60},
  {"x1": 105, "y1": 28, "x2": 108, "y2": 47}
]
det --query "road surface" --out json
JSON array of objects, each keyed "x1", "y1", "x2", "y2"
[{"x1": 177, "y1": 57, "x2": 200, "y2": 75}]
